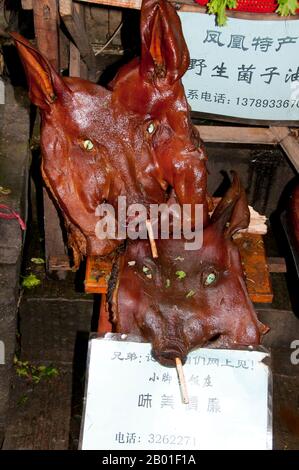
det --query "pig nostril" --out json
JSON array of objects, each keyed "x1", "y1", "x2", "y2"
[
  {"x1": 209, "y1": 333, "x2": 221, "y2": 343},
  {"x1": 153, "y1": 349, "x2": 187, "y2": 367}
]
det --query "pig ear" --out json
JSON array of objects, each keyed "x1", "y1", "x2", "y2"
[
  {"x1": 140, "y1": 0, "x2": 190, "y2": 84},
  {"x1": 11, "y1": 32, "x2": 70, "y2": 110},
  {"x1": 211, "y1": 172, "x2": 250, "y2": 238}
]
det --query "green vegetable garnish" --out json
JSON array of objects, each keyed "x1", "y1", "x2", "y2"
[
  {"x1": 176, "y1": 270, "x2": 186, "y2": 280},
  {"x1": 22, "y1": 274, "x2": 41, "y2": 289},
  {"x1": 207, "y1": 0, "x2": 237, "y2": 26},
  {"x1": 276, "y1": 0, "x2": 298, "y2": 16},
  {"x1": 31, "y1": 257, "x2": 45, "y2": 265}
]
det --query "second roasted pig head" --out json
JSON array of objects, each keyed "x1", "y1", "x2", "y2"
[
  {"x1": 109, "y1": 173, "x2": 269, "y2": 366},
  {"x1": 11, "y1": 0, "x2": 207, "y2": 268}
]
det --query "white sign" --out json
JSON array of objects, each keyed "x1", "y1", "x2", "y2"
[
  {"x1": 179, "y1": 12, "x2": 299, "y2": 121},
  {"x1": 80, "y1": 336, "x2": 272, "y2": 450}
]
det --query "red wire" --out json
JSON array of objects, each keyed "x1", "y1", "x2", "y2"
[{"x1": 0, "y1": 204, "x2": 26, "y2": 231}]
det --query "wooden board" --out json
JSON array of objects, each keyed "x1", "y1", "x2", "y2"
[
  {"x1": 234, "y1": 233, "x2": 273, "y2": 303},
  {"x1": 59, "y1": 0, "x2": 96, "y2": 80},
  {"x1": 85, "y1": 256, "x2": 113, "y2": 294},
  {"x1": 32, "y1": 1, "x2": 68, "y2": 270},
  {"x1": 196, "y1": 126, "x2": 278, "y2": 145},
  {"x1": 76, "y1": 0, "x2": 299, "y2": 20}
]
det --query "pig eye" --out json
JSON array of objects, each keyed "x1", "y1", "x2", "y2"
[
  {"x1": 83, "y1": 139, "x2": 94, "y2": 151},
  {"x1": 203, "y1": 272, "x2": 217, "y2": 287},
  {"x1": 146, "y1": 122, "x2": 156, "y2": 135}
]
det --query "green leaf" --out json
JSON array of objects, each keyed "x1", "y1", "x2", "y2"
[
  {"x1": 30, "y1": 257, "x2": 45, "y2": 265},
  {"x1": 165, "y1": 279, "x2": 171, "y2": 288},
  {"x1": 16, "y1": 368, "x2": 28, "y2": 377},
  {"x1": 43, "y1": 366, "x2": 59, "y2": 378},
  {"x1": 276, "y1": 0, "x2": 298, "y2": 16},
  {"x1": 207, "y1": 0, "x2": 237, "y2": 26},
  {"x1": 22, "y1": 273, "x2": 41, "y2": 289},
  {"x1": 176, "y1": 270, "x2": 187, "y2": 280}
]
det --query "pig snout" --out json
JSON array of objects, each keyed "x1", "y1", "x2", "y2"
[
  {"x1": 149, "y1": 310, "x2": 208, "y2": 367},
  {"x1": 152, "y1": 337, "x2": 188, "y2": 367}
]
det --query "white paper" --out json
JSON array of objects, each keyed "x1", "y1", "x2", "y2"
[
  {"x1": 80, "y1": 337, "x2": 272, "y2": 450},
  {"x1": 179, "y1": 12, "x2": 299, "y2": 121}
]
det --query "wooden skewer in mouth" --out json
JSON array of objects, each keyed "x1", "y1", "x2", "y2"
[
  {"x1": 146, "y1": 220, "x2": 158, "y2": 258},
  {"x1": 175, "y1": 357, "x2": 189, "y2": 404}
]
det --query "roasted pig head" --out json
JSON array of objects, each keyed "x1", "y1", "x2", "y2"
[
  {"x1": 11, "y1": 0, "x2": 207, "y2": 267},
  {"x1": 109, "y1": 173, "x2": 269, "y2": 366}
]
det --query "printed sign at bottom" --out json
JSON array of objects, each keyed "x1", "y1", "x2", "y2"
[{"x1": 80, "y1": 337, "x2": 272, "y2": 450}]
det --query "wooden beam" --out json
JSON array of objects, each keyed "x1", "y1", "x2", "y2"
[
  {"x1": 33, "y1": 1, "x2": 67, "y2": 269},
  {"x1": 76, "y1": 0, "x2": 141, "y2": 9},
  {"x1": 67, "y1": 3, "x2": 88, "y2": 79},
  {"x1": 33, "y1": 0, "x2": 59, "y2": 69},
  {"x1": 196, "y1": 126, "x2": 278, "y2": 145},
  {"x1": 76, "y1": 0, "x2": 299, "y2": 20},
  {"x1": 59, "y1": 29, "x2": 70, "y2": 72},
  {"x1": 270, "y1": 127, "x2": 299, "y2": 172},
  {"x1": 59, "y1": 0, "x2": 96, "y2": 80},
  {"x1": 69, "y1": 41, "x2": 81, "y2": 77}
]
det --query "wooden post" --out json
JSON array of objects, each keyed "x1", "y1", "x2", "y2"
[
  {"x1": 33, "y1": 0, "x2": 59, "y2": 68},
  {"x1": 59, "y1": 0, "x2": 96, "y2": 81},
  {"x1": 59, "y1": 29, "x2": 70, "y2": 73},
  {"x1": 68, "y1": 2, "x2": 88, "y2": 78},
  {"x1": 33, "y1": 0, "x2": 68, "y2": 271},
  {"x1": 69, "y1": 41, "x2": 81, "y2": 77}
]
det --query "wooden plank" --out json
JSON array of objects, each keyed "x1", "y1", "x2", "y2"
[
  {"x1": 68, "y1": 3, "x2": 89, "y2": 79},
  {"x1": 234, "y1": 233, "x2": 273, "y2": 303},
  {"x1": 33, "y1": 0, "x2": 59, "y2": 69},
  {"x1": 21, "y1": 0, "x2": 33, "y2": 9},
  {"x1": 85, "y1": 256, "x2": 113, "y2": 294},
  {"x1": 197, "y1": 126, "x2": 278, "y2": 145},
  {"x1": 59, "y1": 0, "x2": 96, "y2": 80},
  {"x1": 77, "y1": 0, "x2": 141, "y2": 9},
  {"x1": 59, "y1": 29, "x2": 69, "y2": 72},
  {"x1": 76, "y1": 0, "x2": 299, "y2": 20},
  {"x1": 69, "y1": 41, "x2": 81, "y2": 77},
  {"x1": 193, "y1": 110, "x2": 299, "y2": 127},
  {"x1": 33, "y1": 1, "x2": 67, "y2": 269},
  {"x1": 270, "y1": 127, "x2": 299, "y2": 172}
]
